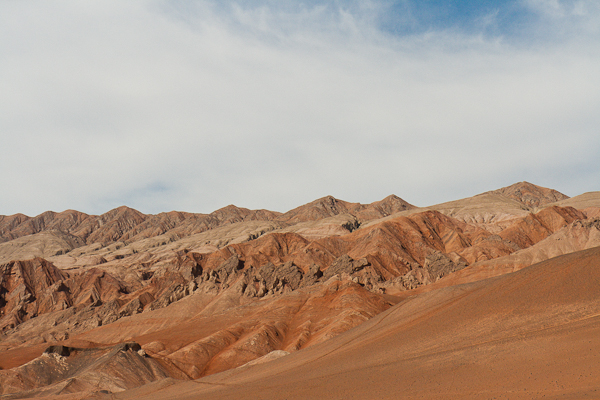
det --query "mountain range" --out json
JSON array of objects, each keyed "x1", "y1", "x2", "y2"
[{"x1": 1, "y1": 181, "x2": 599, "y2": 399}]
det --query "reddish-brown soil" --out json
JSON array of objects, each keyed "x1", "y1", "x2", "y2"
[{"x1": 111, "y1": 246, "x2": 600, "y2": 400}]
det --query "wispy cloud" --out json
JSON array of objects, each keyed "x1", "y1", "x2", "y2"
[{"x1": 1, "y1": 1, "x2": 599, "y2": 216}]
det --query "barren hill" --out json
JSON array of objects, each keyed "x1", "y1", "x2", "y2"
[
  {"x1": 118, "y1": 246, "x2": 600, "y2": 400},
  {"x1": 1, "y1": 183, "x2": 599, "y2": 399},
  {"x1": 0, "y1": 205, "x2": 281, "y2": 247},
  {"x1": 389, "y1": 181, "x2": 573, "y2": 231},
  {"x1": 488, "y1": 181, "x2": 569, "y2": 208},
  {"x1": 277, "y1": 194, "x2": 414, "y2": 223}
]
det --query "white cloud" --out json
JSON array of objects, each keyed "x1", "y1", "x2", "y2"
[
  {"x1": 524, "y1": 0, "x2": 564, "y2": 17},
  {"x1": 0, "y1": 0, "x2": 599, "y2": 216}
]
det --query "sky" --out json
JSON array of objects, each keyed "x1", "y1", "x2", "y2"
[{"x1": 1, "y1": 0, "x2": 599, "y2": 216}]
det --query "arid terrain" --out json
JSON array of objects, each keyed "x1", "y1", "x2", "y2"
[{"x1": 1, "y1": 182, "x2": 600, "y2": 399}]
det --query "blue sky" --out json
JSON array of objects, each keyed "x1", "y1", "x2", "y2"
[
  {"x1": 379, "y1": 0, "x2": 524, "y2": 34},
  {"x1": 1, "y1": 0, "x2": 599, "y2": 216}
]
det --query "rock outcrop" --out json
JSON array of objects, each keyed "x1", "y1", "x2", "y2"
[{"x1": 0, "y1": 341, "x2": 177, "y2": 396}]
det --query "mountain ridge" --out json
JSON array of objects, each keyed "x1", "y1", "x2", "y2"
[{"x1": 1, "y1": 181, "x2": 599, "y2": 399}]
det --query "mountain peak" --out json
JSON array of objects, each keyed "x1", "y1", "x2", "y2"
[
  {"x1": 489, "y1": 182, "x2": 569, "y2": 208},
  {"x1": 277, "y1": 195, "x2": 351, "y2": 223}
]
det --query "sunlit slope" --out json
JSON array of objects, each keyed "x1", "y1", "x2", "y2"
[{"x1": 118, "y1": 246, "x2": 600, "y2": 400}]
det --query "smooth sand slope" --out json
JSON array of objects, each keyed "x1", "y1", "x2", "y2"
[{"x1": 111, "y1": 246, "x2": 600, "y2": 400}]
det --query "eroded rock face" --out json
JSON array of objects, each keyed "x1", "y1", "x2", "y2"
[
  {"x1": 423, "y1": 251, "x2": 468, "y2": 281},
  {"x1": 300, "y1": 264, "x2": 323, "y2": 288},
  {"x1": 0, "y1": 341, "x2": 172, "y2": 396},
  {"x1": 378, "y1": 251, "x2": 468, "y2": 292},
  {"x1": 194, "y1": 257, "x2": 314, "y2": 298},
  {"x1": 323, "y1": 255, "x2": 368, "y2": 280},
  {"x1": 0, "y1": 258, "x2": 68, "y2": 331},
  {"x1": 258, "y1": 261, "x2": 303, "y2": 291},
  {"x1": 154, "y1": 278, "x2": 390, "y2": 379},
  {"x1": 1, "y1": 205, "x2": 590, "y2": 340}
]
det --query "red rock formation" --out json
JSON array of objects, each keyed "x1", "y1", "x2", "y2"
[
  {"x1": 0, "y1": 258, "x2": 68, "y2": 331},
  {"x1": 499, "y1": 205, "x2": 586, "y2": 248},
  {"x1": 0, "y1": 183, "x2": 598, "y2": 399}
]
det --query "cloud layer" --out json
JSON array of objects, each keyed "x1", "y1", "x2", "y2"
[{"x1": 1, "y1": 0, "x2": 599, "y2": 216}]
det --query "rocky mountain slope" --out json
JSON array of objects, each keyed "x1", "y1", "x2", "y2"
[
  {"x1": 1, "y1": 182, "x2": 599, "y2": 398},
  {"x1": 120, "y1": 245, "x2": 600, "y2": 400}
]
